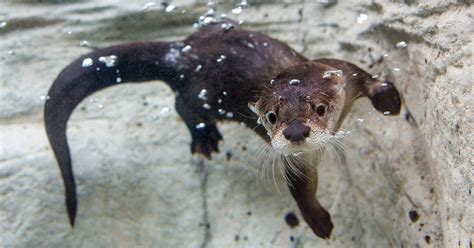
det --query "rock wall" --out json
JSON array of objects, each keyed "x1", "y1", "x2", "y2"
[{"x1": 0, "y1": 0, "x2": 471, "y2": 247}]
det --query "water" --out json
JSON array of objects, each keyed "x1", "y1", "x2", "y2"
[{"x1": 0, "y1": 1, "x2": 435, "y2": 247}]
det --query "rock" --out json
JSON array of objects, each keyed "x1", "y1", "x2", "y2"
[{"x1": 0, "y1": 1, "x2": 471, "y2": 247}]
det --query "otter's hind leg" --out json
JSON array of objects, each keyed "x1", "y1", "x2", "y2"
[
  {"x1": 175, "y1": 95, "x2": 223, "y2": 159},
  {"x1": 284, "y1": 159, "x2": 333, "y2": 239}
]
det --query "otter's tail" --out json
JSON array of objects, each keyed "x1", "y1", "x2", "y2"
[{"x1": 44, "y1": 42, "x2": 183, "y2": 226}]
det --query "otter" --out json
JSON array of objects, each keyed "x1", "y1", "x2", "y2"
[{"x1": 44, "y1": 18, "x2": 401, "y2": 239}]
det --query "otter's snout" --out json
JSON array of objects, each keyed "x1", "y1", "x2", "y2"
[{"x1": 283, "y1": 120, "x2": 311, "y2": 143}]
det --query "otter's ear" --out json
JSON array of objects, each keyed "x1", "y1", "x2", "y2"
[
  {"x1": 248, "y1": 102, "x2": 259, "y2": 115},
  {"x1": 366, "y1": 80, "x2": 402, "y2": 115}
]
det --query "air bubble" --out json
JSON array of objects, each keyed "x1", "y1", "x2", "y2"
[
  {"x1": 396, "y1": 41, "x2": 408, "y2": 48},
  {"x1": 222, "y1": 91, "x2": 228, "y2": 96},
  {"x1": 40, "y1": 95, "x2": 50, "y2": 101},
  {"x1": 226, "y1": 112, "x2": 234, "y2": 118},
  {"x1": 323, "y1": 70, "x2": 343, "y2": 78},
  {"x1": 80, "y1": 40, "x2": 91, "y2": 47},
  {"x1": 181, "y1": 45, "x2": 192, "y2": 52},
  {"x1": 270, "y1": 79, "x2": 275, "y2": 85},
  {"x1": 393, "y1": 68, "x2": 400, "y2": 72},
  {"x1": 160, "y1": 107, "x2": 171, "y2": 114},
  {"x1": 356, "y1": 118, "x2": 364, "y2": 124},
  {"x1": 165, "y1": 5, "x2": 176, "y2": 12},
  {"x1": 196, "y1": 123, "x2": 206, "y2": 129},
  {"x1": 218, "y1": 109, "x2": 226, "y2": 115},
  {"x1": 383, "y1": 111, "x2": 391, "y2": 115},
  {"x1": 203, "y1": 103, "x2": 211, "y2": 109},
  {"x1": 97, "y1": 104, "x2": 104, "y2": 109},
  {"x1": 217, "y1": 98, "x2": 223, "y2": 104},
  {"x1": 289, "y1": 79, "x2": 301, "y2": 85},
  {"x1": 244, "y1": 41, "x2": 255, "y2": 49},
  {"x1": 82, "y1": 58, "x2": 93, "y2": 67},
  {"x1": 195, "y1": 64, "x2": 202, "y2": 72},
  {"x1": 0, "y1": 21, "x2": 7, "y2": 28},
  {"x1": 198, "y1": 89, "x2": 208, "y2": 100},
  {"x1": 116, "y1": 77, "x2": 122, "y2": 83},
  {"x1": 142, "y1": 2, "x2": 157, "y2": 11},
  {"x1": 356, "y1": 13, "x2": 368, "y2": 24},
  {"x1": 232, "y1": 7, "x2": 242, "y2": 14},
  {"x1": 292, "y1": 151, "x2": 303, "y2": 157}
]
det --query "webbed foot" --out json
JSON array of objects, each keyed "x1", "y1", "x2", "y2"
[
  {"x1": 191, "y1": 123, "x2": 223, "y2": 159},
  {"x1": 302, "y1": 205, "x2": 334, "y2": 239}
]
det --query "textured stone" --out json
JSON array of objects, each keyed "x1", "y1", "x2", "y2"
[{"x1": 0, "y1": 0, "x2": 472, "y2": 247}]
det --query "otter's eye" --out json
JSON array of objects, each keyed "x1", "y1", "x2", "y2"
[
  {"x1": 266, "y1": 111, "x2": 277, "y2": 125},
  {"x1": 316, "y1": 105, "x2": 326, "y2": 116}
]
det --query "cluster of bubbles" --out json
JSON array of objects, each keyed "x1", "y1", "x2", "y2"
[
  {"x1": 322, "y1": 69, "x2": 343, "y2": 78},
  {"x1": 81, "y1": 55, "x2": 118, "y2": 68},
  {"x1": 196, "y1": 88, "x2": 233, "y2": 123},
  {"x1": 231, "y1": 0, "x2": 248, "y2": 14},
  {"x1": 98, "y1": 55, "x2": 118, "y2": 67},
  {"x1": 334, "y1": 130, "x2": 351, "y2": 139},
  {"x1": 216, "y1": 55, "x2": 226, "y2": 63}
]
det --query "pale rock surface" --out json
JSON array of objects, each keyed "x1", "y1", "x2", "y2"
[{"x1": 0, "y1": 0, "x2": 472, "y2": 247}]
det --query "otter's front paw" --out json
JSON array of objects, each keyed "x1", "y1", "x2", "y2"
[{"x1": 191, "y1": 123, "x2": 223, "y2": 159}]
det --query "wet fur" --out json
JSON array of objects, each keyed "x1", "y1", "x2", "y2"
[{"x1": 44, "y1": 18, "x2": 401, "y2": 239}]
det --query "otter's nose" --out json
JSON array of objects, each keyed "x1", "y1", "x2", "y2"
[{"x1": 283, "y1": 120, "x2": 310, "y2": 143}]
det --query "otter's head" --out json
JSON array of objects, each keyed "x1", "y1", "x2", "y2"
[{"x1": 249, "y1": 61, "x2": 401, "y2": 156}]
